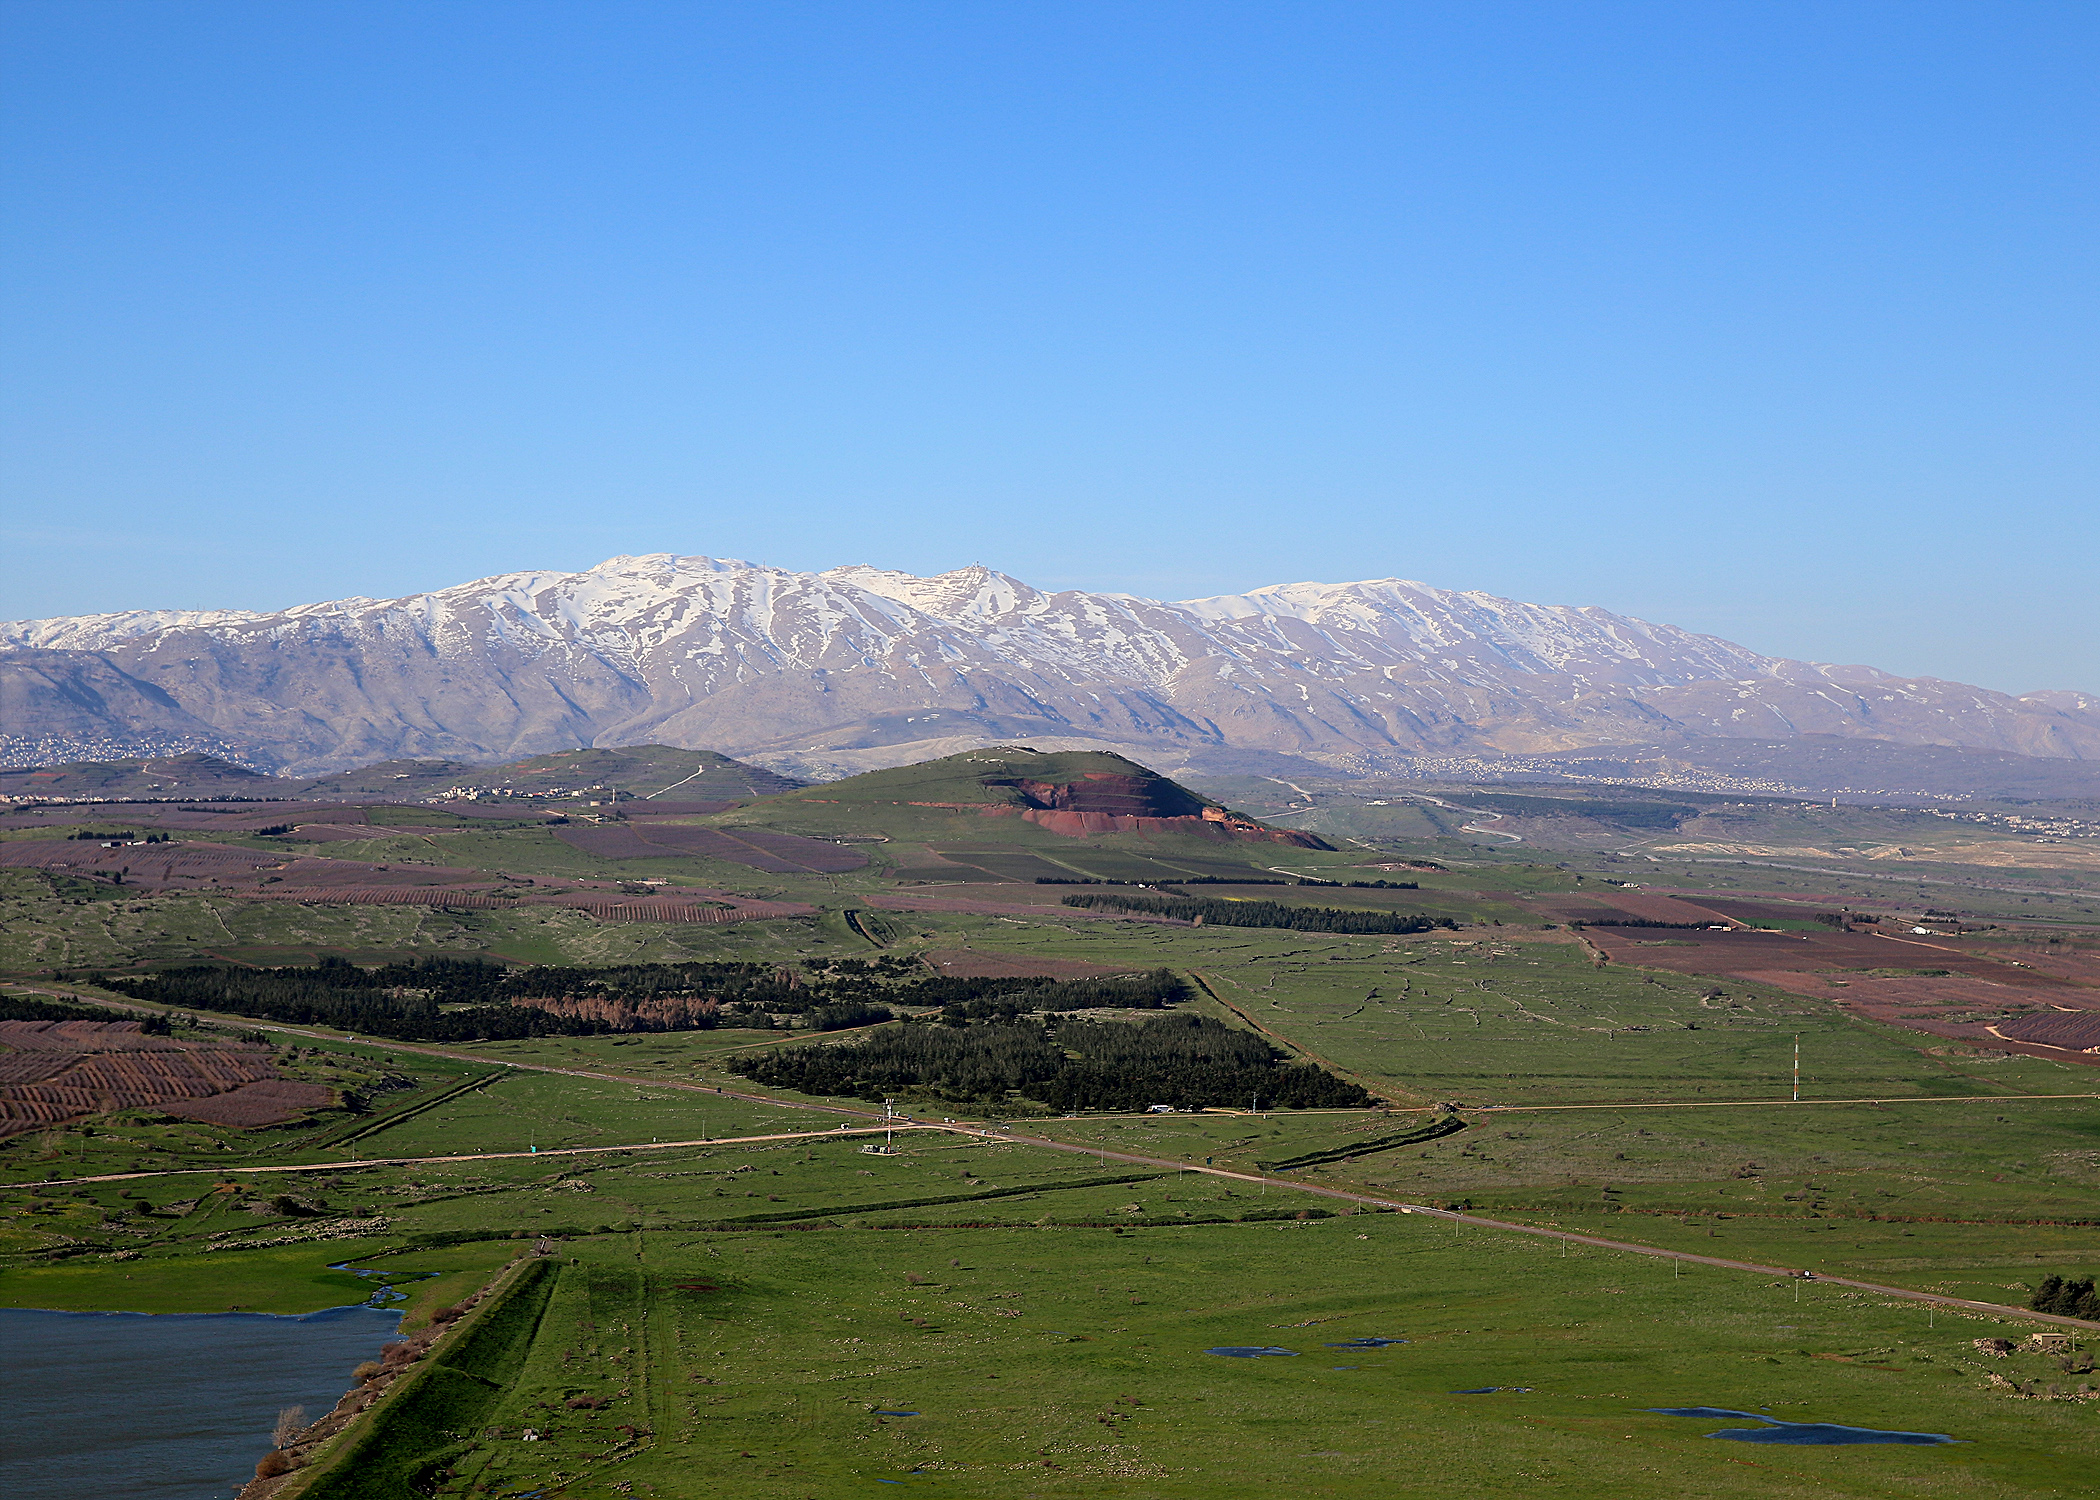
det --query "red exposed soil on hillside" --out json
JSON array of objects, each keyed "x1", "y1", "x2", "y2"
[
  {"x1": 1014, "y1": 773, "x2": 1204, "y2": 817},
  {"x1": 1016, "y1": 806, "x2": 1326, "y2": 845},
  {"x1": 0, "y1": 1021, "x2": 330, "y2": 1137},
  {"x1": 949, "y1": 771, "x2": 1329, "y2": 847}
]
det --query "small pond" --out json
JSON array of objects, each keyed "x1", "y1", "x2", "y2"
[
  {"x1": 1651, "y1": 1407, "x2": 1961, "y2": 1446},
  {"x1": 0, "y1": 1303, "x2": 403, "y2": 1499},
  {"x1": 1208, "y1": 1345, "x2": 1299, "y2": 1358}
]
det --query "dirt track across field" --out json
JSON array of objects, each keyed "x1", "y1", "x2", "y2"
[{"x1": 20, "y1": 983, "x2": 2097, "y2": 1335}]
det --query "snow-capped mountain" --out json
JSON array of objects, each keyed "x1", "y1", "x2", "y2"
[{"x1": 3, "y1": 553, "x2": 2094, "y2": 779}]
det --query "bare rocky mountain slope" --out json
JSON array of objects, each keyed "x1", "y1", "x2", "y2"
[{"x1": 4, "y1": 554, "x2": 2095, "y2": 788}]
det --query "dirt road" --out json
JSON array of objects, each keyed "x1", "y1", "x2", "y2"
[{"x1": 14, "y1": 983, "x2": 2095, "y2": 1333}]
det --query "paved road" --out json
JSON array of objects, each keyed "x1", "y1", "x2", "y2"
[{"x1": 1405, "y1": 791, "x2": 1524, "y2": 843}]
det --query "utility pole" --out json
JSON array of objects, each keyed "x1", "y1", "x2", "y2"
[{"x1": 1793, "y1": 1035, "x2": 1801, "y2": 1103}]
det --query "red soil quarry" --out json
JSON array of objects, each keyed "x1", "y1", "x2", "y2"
[
  {"x1": 1015, "y1": 807, "x2": 1323, "y2": 845},
  {"x1": 0, "y1": 1021, "x2": 329, "y2": 1137}
]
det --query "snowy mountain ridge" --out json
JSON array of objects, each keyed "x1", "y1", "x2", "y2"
[{"x1": 2, "y1": 553, "x2": 2092, "y2": 779}]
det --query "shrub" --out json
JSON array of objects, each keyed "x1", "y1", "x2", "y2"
[
  {"x1": 255, "y1": 1450, "x2": 292, "y2": 1478},
  {"x1": 2030, "y1": 1274, "x2": 2100, "y2": 1320},
  {"x1": 274, "y1": 1405, "x2": 307, "y2": 1447}
]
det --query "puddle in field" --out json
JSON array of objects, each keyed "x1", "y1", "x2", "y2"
[
  {"x1": 1650, "y1": 1408, "x2": 1960, "y2": 1445},
  {"x1": 326, "y1": 1261, "x2": 439, "y2": 1307},
  {"x1": 1451, "y1": 1386, "x2": 1533, "y2": 1394},
  {"x1": 873, "y1": 1410, "x2": 920, "y2": 1416},
  {"x1": 1209, "y1": 1346, "x2": 1300, "y2": 1358},
  {"x1": 1325, "y1": 1337, "x2": 1408, "y2": 1349}
]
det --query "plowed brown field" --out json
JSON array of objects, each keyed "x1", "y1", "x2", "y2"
[
  {"x1": 0, "y1": 1021, "x2": 329, "y2": 1137},
  {"x1": 553, "y1": 822, "x2": 865, "y2": 873}
]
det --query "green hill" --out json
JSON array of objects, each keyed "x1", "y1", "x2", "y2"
[
  {"x1": 1, "y1": 744, "x2": 797, "y2": 805},
  {"x1": 286, "y1": 758, "x2": 494, "y2": 799},
  {"x1": 0, "y1": 752, "x2": 282, "y2": 801},
  {"x1": 471, "y1": 745, "x2": 801, "y2": 800},
  {"x1": 728, "y1": 745, "x2": 1327, "y2": 851},
  {"x1": 764, "y1": 745, "x2": 1209, "y2": 813}
]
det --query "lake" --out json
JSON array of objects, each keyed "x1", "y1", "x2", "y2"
[{"x1": 0, "y1": 1303, "x2": 402, "y2": 1500}]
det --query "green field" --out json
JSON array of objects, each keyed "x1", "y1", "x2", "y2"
[
  {"x1": 317, "y1": 1209, "x2": 2098, "y2": 1498},
  {"x1": 4, "y1": 746, "x2": 2098, "y2": 1495}
]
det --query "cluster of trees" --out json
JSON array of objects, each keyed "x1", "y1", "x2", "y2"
[
  {"x1": 2029, "y1": 1275, "x2": 2100, "y2": 1320},
  {"x1": 0, "y1": 992, "x2": 118, "y2": 1024},
  {"x1": 97, "y1": 957, "x2": 1195, "y2": 1044},
  {"x1": 102, "y1": 958, "x2": 586, "y2": 1043},
  {"x1": 1059, "y1": 892, "x2": 1455, "y2": 935},
  {"x1": 732, "y1": 1010, "x2": 1374, "y2": 1111},
  {"x1": 929, "y1": 969, "x2": 1189, "y2": 1026}
]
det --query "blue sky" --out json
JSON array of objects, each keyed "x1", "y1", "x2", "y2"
[{"x1": 3, "y1": 1, "x2": 2094, "y2": 693}]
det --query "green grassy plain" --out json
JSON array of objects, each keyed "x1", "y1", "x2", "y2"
[
  {"x1": 358, "y1": 1214, "x2": 2095, "y2": 1499},
  {"x1": 4, "y1": 766, "x2": 2099, "y2": 1496}
]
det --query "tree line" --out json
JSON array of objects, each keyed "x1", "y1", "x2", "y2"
[
  {"x1": 731, "y1": 1009, "x2": 1375, "y2": 1111},
  {"x1": 1059, "y1": 892, "x2": 1456, "y2": 934},
  {"x1": 96, "y1": 957, "x2": 1198, "y2": 1044}
]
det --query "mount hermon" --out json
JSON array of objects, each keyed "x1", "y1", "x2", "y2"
[{"x1": 3, "y1": 554, "x2": 2095, "y2": 780}]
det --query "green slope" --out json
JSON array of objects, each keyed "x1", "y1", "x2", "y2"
[{"x1": 759, "y1": 745, "x2": 1216, "y2": 813}]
